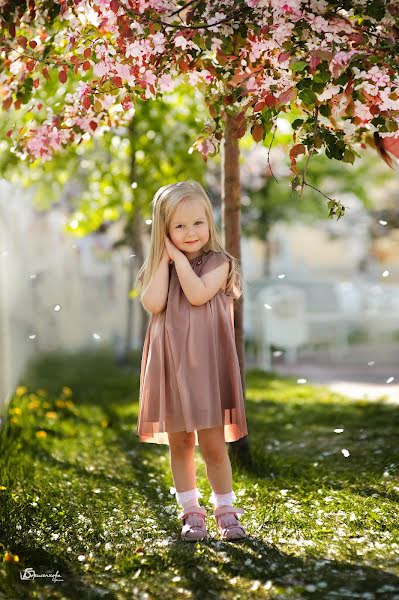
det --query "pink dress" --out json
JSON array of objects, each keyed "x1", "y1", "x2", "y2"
[{"x1": 136, "y1": 250, "x2": 248, "y2": 446}]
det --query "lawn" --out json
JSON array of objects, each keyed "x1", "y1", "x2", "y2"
[{"x1": 0, "y1": 348, "x2": 398, "y2": 600}]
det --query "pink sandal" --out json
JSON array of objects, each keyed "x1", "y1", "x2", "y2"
[
  {"x1": 178, "y1": 505, "x2": 208, "y2": 541},
  {"x1": 214, "y1": 505, "x2": 247, "y2": 540}
]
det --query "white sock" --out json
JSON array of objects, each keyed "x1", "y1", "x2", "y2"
[
  {"x1": 176, "y1": 487, "x2": 201, "y2": 510},
  {"x1": 209, "y1": 490, "x2": 237, "y2": 508}
]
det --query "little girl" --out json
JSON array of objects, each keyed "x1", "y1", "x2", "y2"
[{"x1": 135, "y1": 180, "x2": 248, "y2": 542}]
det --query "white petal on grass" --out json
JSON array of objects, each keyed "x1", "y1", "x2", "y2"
[
  {"x1": 251, "y1": 580, "x2": 261, "y2": 591},
  {"x1": 169, "y1": 487, "x2": 176, "y2": 495},
  {"x1": 105, "y1": 565, "x2": 112, "y2": 571},
  {"x1": 334, "y1": 428, "x2": 344, "y2": 433},
  {"x1": 342, "y1": 448, "x2": 350, "y2": 457},
  {"x1": 386, "y1": 377, "x2": 395, "y2": 384},
  {"x1": 280, "y1": 489, "x2": 288, "y2": 496},
  {"x1": 78, "y1": 555, "x2": 86, "y2": 562}
]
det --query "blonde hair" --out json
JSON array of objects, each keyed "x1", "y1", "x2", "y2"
[{"x1": 135, "y1": 180, "x2": 243, "y2": 301}]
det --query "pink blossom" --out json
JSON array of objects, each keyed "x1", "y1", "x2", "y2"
[
  {"x1": 152, "y1": 32, "x2": 166, "y2": 54},
  {"x1": 144, "y1": 70, "x2": 157, "y2": 86},
  {"x1": 157, "y1": 73, "x2": 175, "y2": 92},
  {"x1": 174, "y1": 35, "x2": 189, "y2": 50},
  {"x1": 353, "y1": 100, "x2": 373, "y2": 123}
]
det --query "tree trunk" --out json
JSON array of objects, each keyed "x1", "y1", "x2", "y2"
[{"x1": 221, "y1": 112, "x2": 252, "y2": 468}]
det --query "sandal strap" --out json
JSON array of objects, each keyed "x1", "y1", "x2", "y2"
[
  {"x1": 178, "y1": 505, "x2": 207, "y2": 520},
  {"x1": 214, "y1": 505, "x2": 245, "y2": 518}
]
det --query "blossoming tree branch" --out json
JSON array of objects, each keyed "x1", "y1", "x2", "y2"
[{"x1": 1, "y1": 2, "x2": 399, "y2": 216}]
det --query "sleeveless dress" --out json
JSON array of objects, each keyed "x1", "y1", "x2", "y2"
[{"x1": 136, "y1": 250, "x2": 248, "y2": 446}]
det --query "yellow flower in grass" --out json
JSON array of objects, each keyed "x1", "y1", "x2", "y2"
[
  {"x1": 10, "y1": 418, "x2": 19, "y2": 425},
  {"x1": 37, "y1": 388, "x2": 48, "y2": 397},
  {"x1": 3, "y1": 551, "x2": 20, "y2": 563},
  {"x1": 100, "y1": 418, "x2": 109, "y2": 428},
  {"x1": 55, "y1": 399, "x2": 67, "y2": 408},
  {"x1": 27, "y1": 399, "x2": 40, "y2": 409},
  {"x1": 9, "y1": 407, "x2": 22, "y2": 416},
  {"x1": 45, "y1": 411, "x2": 57, "y2": 419},
  {"x1": 0, "y1": 486, "x2": 7, "y2": 490},
  {"x1": 65, "y1": 401, "x2": 78, "y2": 415},
  {"x1": 15, "y1": 387, "x2": 27, "y2": 397},
  {"x1": 62, "y1": 386, "x2": 73, "y2": 397},
  {"x1": 36, "y1": 430, "x2": 47, "y2": 438},
  {"x1": 43, "y1": 402, "x2": 50, "y2": 409}
]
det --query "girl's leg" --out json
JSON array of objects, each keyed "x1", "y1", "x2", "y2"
[
  {"x1": 197, "y1": 426, "x2": 233, "y2": 495},
  {"x1": 168, "y1": 430, "x2": 197, "y2": 492}
]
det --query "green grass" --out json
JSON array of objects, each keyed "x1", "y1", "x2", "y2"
[{"x1": 0, "y1": 348, "x2": 398, "y2": 600}]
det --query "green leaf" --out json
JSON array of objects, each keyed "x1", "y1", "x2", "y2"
[
  {"x1": 342, "y1": 148, "x2": 355, "y2": 164},
  {"x1": 291, "y1": 60, "x2": 307, "y2": 72},
  {"x1": 298, "y1": 88, "x2": 317, "y2": 106}
]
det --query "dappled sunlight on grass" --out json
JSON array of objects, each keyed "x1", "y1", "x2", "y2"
[{"x1": 0, "y1": 351, "x2": 398, "y2": 598}]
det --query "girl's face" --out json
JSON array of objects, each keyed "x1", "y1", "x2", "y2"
[{"x1": 168, "y1": 196, "x2": 210, "y2": 257}]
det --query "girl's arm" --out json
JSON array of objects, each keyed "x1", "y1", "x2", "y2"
[
  {"x1": 174, "y1": 254, "x2": 229, "y2": 306},
  {"x1": 141, "y1": 249, "x2": 171, "y2": 315}
]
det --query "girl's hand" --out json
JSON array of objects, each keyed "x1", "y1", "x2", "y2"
[{"x1": 164, "y1": 236, "x2": 184, "y2": 263}]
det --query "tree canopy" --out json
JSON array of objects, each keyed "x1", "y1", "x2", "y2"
[{"x1": 1, "y1": 1, "x2": 399, "y2": 214}]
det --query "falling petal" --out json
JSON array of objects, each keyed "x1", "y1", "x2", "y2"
[
  {"x1": 30, "y1": 274, "x2": 37, "y2": 279},
  {"x1": 278, "y1": 273, "x2": 286, "y2": 279},
  {"x1": 342, "y1": 449, "x2": 350, "y2": 457},
  {"x1": 386, "y1": 377, "x2": 395, "y2": 384},
  {"x1": 297, "y1": 378, "x2": 307, "y2": 384},
  {"x1": 29, "y1": 334, "x2": 37, "y2": 339},
  {"x1": 382, "y1": 270, "x2": 389, "y2": 277},
  {"x1": 367, "y1": 361, "x2": 375, "y2": 366},
  {"x1": 93, "y1": 333, "x2": 101, "y2": 340},
  {"x1": 379, "y1": 220, "x2": 387, "y2": 225},
  {"x1": 264, "y1": 303, "x2": 272, "y2": 310},
  {"x1": 53, "y1": 305, "x2": 61, "y2": 312},
  {"x1": 1, "y1": 250, "x2": 8, "y2": 257},
  {"x1": 273, "y1": 350, "x2": 283, "y2": 357}
]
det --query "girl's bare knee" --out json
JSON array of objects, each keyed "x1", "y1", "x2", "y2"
[
  {"x1": 197, "y1": 426, "x2": 226, "y2": 463},
  {"x1": 168, "y1": 430, "x2": 195, "y2": 452}
]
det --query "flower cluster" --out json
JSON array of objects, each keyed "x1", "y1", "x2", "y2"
[{"x1": 0, "y1": 0, "x2": 398, "y2": 166}]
